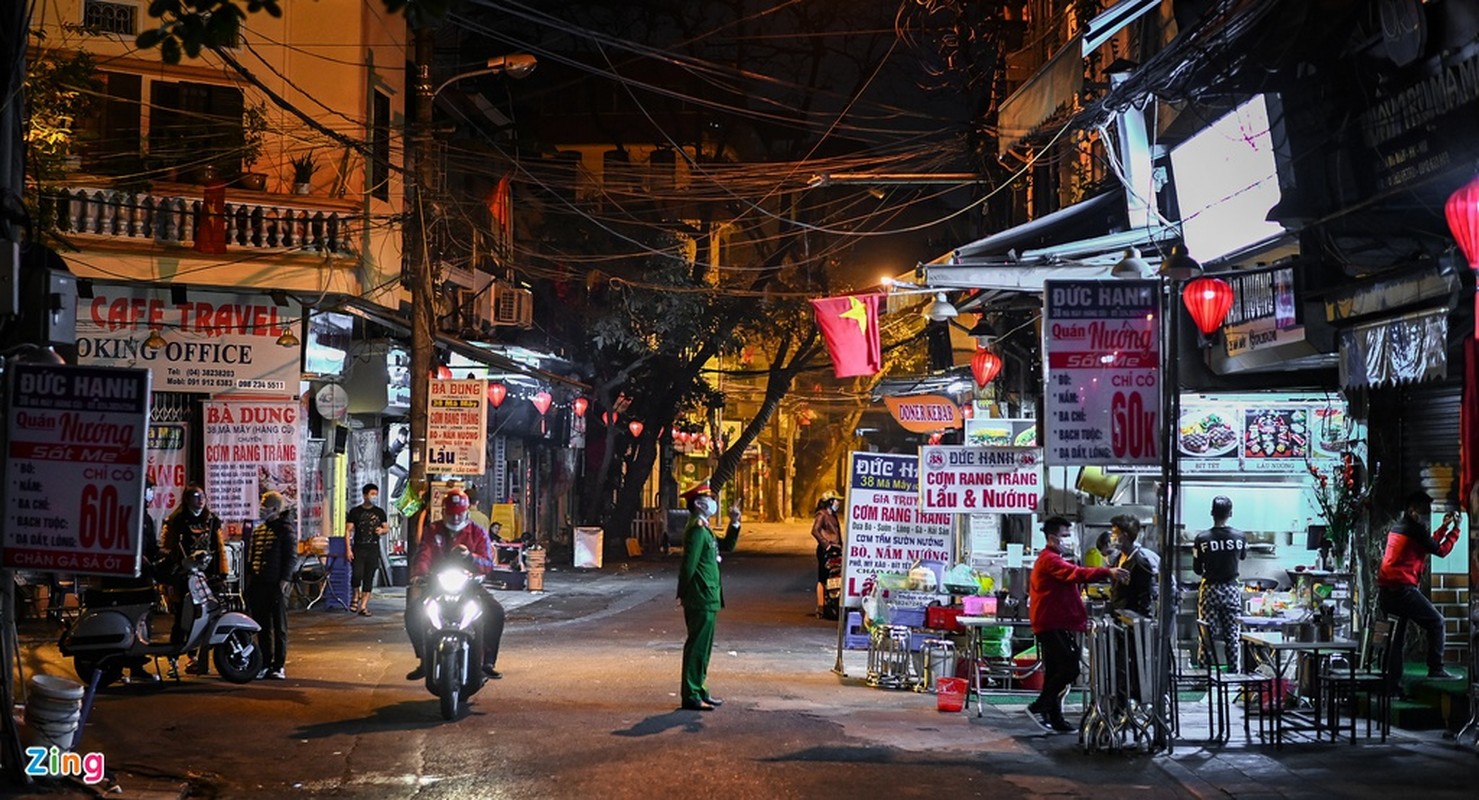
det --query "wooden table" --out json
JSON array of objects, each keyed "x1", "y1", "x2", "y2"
[{"x1": 1240, "y1": 631, "x2": 1358, "y2": 746}]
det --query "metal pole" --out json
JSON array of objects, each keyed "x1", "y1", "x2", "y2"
[
  {"x1": 1156, "y1": 276, "x2": 1182, "y2": 752},
  {"x1": 406, "y1": 26, "x2": 436, "y2": 560}
]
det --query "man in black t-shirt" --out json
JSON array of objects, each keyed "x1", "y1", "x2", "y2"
[
  {"x1": 1193, "y1": 496, "x2": 1248, "y2": 671},
  {"x1": 345, "y1": 483, "x2": 389, "y2": 616}
]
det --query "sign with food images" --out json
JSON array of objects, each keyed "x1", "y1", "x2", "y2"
[
  {"x1": 1178, "y1": 407, "x2": 1240, "y2": 473},
  {"x1": 1176, "y1": 396, "x2": 1350, "y2": 473},
  {"x1": 965, "y1": 418, "x2": 1038, "y2": 447},
  {"x1": 1242, "y1": 406, "x2": 1309, "y2": 471}
]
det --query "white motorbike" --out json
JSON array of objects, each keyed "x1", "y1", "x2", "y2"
[
  {"x1": 59, "y1": 551, "x2": 263, "y2": 687},
  {"x1": 414, "y1": 566, "x2": 487, "y2": 720}
]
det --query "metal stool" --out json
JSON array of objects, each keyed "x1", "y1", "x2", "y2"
[
  {"x1": 918, "y1": 638, "x2": 956, "y2": 694},
  {"x1": 866, "y1": 625, "x2": 919, "y2": 689}
]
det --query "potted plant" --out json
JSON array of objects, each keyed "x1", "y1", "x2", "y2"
[
  {"x1": 237, "y1": 102, "x2": 269, "y2": 191},
  {"x1": 290, "y1": 152, "x2": 317, "y2": 195}
]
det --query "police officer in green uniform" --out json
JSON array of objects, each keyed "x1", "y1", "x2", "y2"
[{"x1": 677, "y1": 481, "x2": 724, "y2": 711}]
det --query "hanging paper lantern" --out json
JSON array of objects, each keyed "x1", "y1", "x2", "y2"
[
  {"x1": 486, "y1": 382, "x2": 507, "y2": 409},
  {"x1": 531, "y1": 391, "x2": 552, "y2": 415},
  {"x1": 1181, "y1": 276, "x2": 1234, "y2": 335},
  {"x1": 696, "y1": 433, "x2": 710, "y2": 449},
  {"x1": 434, "y1": 365, "x2": 453, "y2": 380},
  {"x1": 1445, "y1": 173, "x2": 1479, "y2": 267},
  {"x1": 657, "y1": 427, "x2": 666, "y2": 439},
  {"x1": 970, "y1": 346, "x2": 1003, "y2": 387},
  {"x1": 961, "y1": 403, "x2": 975, "y2": 420},
  {"x1": 928, "y1": 432, "x2": 943, "y2": 445},
  {"x1": 601, "y1": 411, "x2": 613, "y2": 426},
  {"x1": 572, "y1": 397, "x2": 588, "y2": 418},
  {"x1": 628, "y1": 420, "x2": 645, "y2": 438}
]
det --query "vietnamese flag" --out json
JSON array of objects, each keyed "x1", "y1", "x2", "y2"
[{"x1": 810, "y1": 293, "x2": 883, "y2": 377}]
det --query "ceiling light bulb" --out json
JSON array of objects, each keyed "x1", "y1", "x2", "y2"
[
  {"x1": 924, "y1": 292, "x2": 958, "y2": 322},
  {"x1": 276, "y1": 329, "x2": 301, "y2": 348},
  {"x1": 144, "y1": 328, "x2": 166, "y2": 349}
]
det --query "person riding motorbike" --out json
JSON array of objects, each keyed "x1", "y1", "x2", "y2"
[
  {"x1": 159, "y1": 483, "x2": 228, "y2": 675},
  {"x1": 810, "y1": 491, "x2": 843, "y2": 617},
  {"x1": 404, "y1": 490, "x2": 507, "y2": 681}
]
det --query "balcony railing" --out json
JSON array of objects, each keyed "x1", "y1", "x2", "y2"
[{"x1": 40, "y1": 186, "x2": 359, "y2": 256}]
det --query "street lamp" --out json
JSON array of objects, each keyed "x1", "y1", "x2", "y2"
[{"x1": 406, "y1": 43, "x2": 537, "y2": 548}]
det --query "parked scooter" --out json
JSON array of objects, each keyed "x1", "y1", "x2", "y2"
[
  {"x1": 821, "y1": 544, "x2": 844, "y2": 620},
  {"x1": 59, "y1": 551, "x2": 263, "y2": 687},
  {"x1": 412, "y1": 566, "x2": 487, "y2": 719}
]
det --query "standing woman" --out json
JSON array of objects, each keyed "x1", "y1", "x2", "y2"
[
  {"x1": 810, "y1": 490, "x2": 843, "y2": 617},
  {"x1": 677, "y1": 481, "x2": 724, "y2": 711}
]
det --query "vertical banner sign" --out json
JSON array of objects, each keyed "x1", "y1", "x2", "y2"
[
  {"x1": 146, "y1": 422, "x2": 188, "y2": 515},
  {"x1": 4, "y1": 364, "x2": 150, "y2": 575},
  {"x1": 1043, "y1": 279, "x2": 1160, "y2": 465},
  {"x1": 427, "y1": 379, "x2": 488, "y2": 475},
  {"x1": 204, "y1": 398, "x2": 300, "y2": 538},
  {"x1": 919, "y1": 446, "x2": 1043, "y2": 514},
  {"x1": 842, "y1": 452, "x2": 952, "y2": 609}
]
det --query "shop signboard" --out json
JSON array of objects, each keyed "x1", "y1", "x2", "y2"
[
  {"x1": 146, "y1": 421, "x2": 189, "y2": 515},
  {"x1": 426, "y1": 379, "x2": 488, "y2": 476},
  {"x1": 1177, "y1": 395, "x2": 1351, "y2": 473},
  {"x1": 203, "y1": 397, "x2": 300, "y2": 539},
  {"x1": 1222, "y1": 267, "x2": 1304, "y2": 358},
  {"x1": 883, "y1": 394, "x2": 961, "y2": 433},
  {"x1": 842, "y1": 452, "x2": 952, "y2": 609},
  {"x1": 964, "y1": 418, "x2": 1038, "y2": 447},
  {"x1": 4, "y1": 364, "x2": 149, "y2": 576},
  {"x1": 919, "y1": 446, "x2": 1043, "y2": 514},
  {"x1": 1043, "y1": 280, "x2": 1160, "y2": 465},
  {"x1": 75, "y1": 285, "x2": 301, "y2": 394}
]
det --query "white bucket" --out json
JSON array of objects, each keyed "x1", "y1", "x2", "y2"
[{"x1": 24, "y1": 675, "x2": 85, "y2": 750}]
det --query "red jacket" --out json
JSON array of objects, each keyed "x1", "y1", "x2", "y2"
[
  {"x1": 1029, "y1": 547, "x2": 1115, "y2": 635},
  {"x1": 1377, "y1": 516, "x2": 1458, "y2": 588},
  {"x1": 411, "y1": 521, "x2": 494, "y2": 579}
]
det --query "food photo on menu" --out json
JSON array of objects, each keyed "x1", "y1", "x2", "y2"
[
  {"x1": 1178, "y1": 409, "x2": 1239, "y2": 457},
  {"x1": 1242, "y1": 407, "x2": 1308, "y2": 459}
]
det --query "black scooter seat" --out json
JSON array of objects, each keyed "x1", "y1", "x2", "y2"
[{"x1": 82, "y1": 587, "x2": 156, "y2": 608}]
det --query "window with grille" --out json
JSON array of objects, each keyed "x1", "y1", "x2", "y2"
[{"x1": 82, "y1": 1, "x2": 137, "y2": 36}]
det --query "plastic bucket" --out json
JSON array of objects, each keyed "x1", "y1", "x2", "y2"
[
  {"x1": 936, "y1": 677, "x2": 968, "y2": 712},
  {"x1": 1014, "y1": 657, "x2": 1044, "y2": 691},
  {"x1": 24, "y1": 675, "x2": 84, "y2": 750}
]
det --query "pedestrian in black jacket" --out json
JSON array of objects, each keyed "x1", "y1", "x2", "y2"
[{"x1": 246, "y1": 491, "x2": 297, "y2": 680}]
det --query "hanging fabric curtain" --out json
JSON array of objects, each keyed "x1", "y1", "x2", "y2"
[{"x1": 1338, "y1": 307, "x2": 1448, "y2": 389}]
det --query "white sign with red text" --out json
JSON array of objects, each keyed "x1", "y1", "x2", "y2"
[
  {"x1": 146, "y1": 422, "x2": 188, "y2": 515},
  {"x1": 919, "y1": 446, "x2": 1043, "y2": 514},
  {"x1": 842, "y1": 451, "x2": 953, "y2": 608},
  {"x1": 76, "y1": 285, "x2": 301, "y2": 394},
  {"x1": 1043, "y1": 280, "x2": 1161, "y2": 465},
  {"x1": 4, "y1": 364, "x2": 149, "y2": 576},
  {"x1": 204, "y1": 398, "x2": 300, "y2": 537},
  {"x1": 426, "y1": 379, "x2": 487, "y2": 476}
]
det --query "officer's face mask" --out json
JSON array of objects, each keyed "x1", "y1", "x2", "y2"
[
  {"x1": 1054, "y1": 532, "x2": 1077, "y2": 555},
  {"x1": 695, "y1": 497, "x2": 718, "y2": 518}
]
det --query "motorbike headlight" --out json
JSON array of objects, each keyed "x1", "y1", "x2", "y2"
[
  {"x1": 437, "y1": 568, "x2": 471, "y2": 595},
  {"x1": 457, "y1": 600, "x2": 480, "y2": 630},
  {"x1": 425, "y1": 602, "x2": 445, "y2": 629}
]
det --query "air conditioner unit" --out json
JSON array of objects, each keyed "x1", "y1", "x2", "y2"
[
  {"x1": 442, "y1": 265, "x2": 492, "y2": 333},
  {"x1": 487, "y1": 283, "x2": 533, "y2": 328}
]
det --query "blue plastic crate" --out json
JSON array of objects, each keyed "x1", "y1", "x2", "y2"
[
  {"x1": 890, "y1": 606, "x2": 927, "y2": 629},
  {"x1": 844, "y1": 611, "x2": 870, "y2": 650}
]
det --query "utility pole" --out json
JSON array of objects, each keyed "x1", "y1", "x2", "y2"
[{"x1": 406, "y1": 25, "x2": 437, "y2": 549}]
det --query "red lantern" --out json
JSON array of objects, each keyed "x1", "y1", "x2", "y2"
[
  {"x1": 434, "y1": 365, "x2": 453, "y2": 380},
  {"x1": 928, "y1": 432, "x2": 943, "y2": 445},
  {"x1": 696, "y1": 433, "x2": 710, "y2": 449},
  {"x1": 486, "y1": 382, "x2": 507, "y2": 409},
  {"x1": 675, "y1": 430, "x2": 689, "y2": 444},
  {"x1": 1445, "y1": 173, "x2": 1479, "y2": 267},
  {"x1": 657, "y1": 427, "x2": 666, "y2": 439},
  {"x1": 531, "y1": 391, "x2": 552, "y2": 415},
  {"x1": 572, "y1": 397, "x2": 588, "y2": 418},
  {"x1": 961, "y1": 403, "x2": 975, "y2": 420},
  {"x1": 601, "y1": 411, "x2": 613, "y2": 426},
  {"x1": 970, "y1": 346, "x2": 1003, "y2": 387},
  {"x1": 1182, "y1": 276, "x2": 1234, "y2": 335},
  {"x1": 628, "y1": 420, "x2": 644, "y2": 438}
]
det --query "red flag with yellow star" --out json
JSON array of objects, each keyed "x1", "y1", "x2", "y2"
[{"x1": 809, "y1": 293, "x2": 883, "y2": 377}]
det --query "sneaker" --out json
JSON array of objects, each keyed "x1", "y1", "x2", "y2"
[
  {"x1": 482, "y1": 665, "x2": 502, "y2": 679},
  {"x1": 268, "y1": 669, "x2": 286, "y2": 680},
  {"x1": 255, "y1": 668, "x2": 269, "y2": 681},
  {"x1": 406, "y1": 665, "x2": 425, "y2": 681},
  {"x1": 1023, "y1": 706, "x2": 1054, "y2": 733},
  {"x1": 1049, "y1": 717, "x2": 1076, "y2": 734},
  {"x1": 1427, "y1": 668, "x2": 1460, "y2": 680},
  {"x1": 184, "y1": 660, "x2": 208, "y2": 676}
]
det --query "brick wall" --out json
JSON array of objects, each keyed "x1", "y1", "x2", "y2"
[{"x1": 1431, "y1": 571, "x2": 1470, "y2": 663}]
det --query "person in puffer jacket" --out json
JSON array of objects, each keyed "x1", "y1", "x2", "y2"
[
  {"x1": 1025, "y1": 517, "x2": 1126, "y2": 734},
  {"x1": 1378, "y1": 490, "x2": 1460, "y2": 685}
]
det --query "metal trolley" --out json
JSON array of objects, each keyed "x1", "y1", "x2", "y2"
[
  {"x1": 1080, "y1": 610, "x2": 1170, "y2": 753},
  {"x1": 866, "y1": 624, "x2": 922, "y2": 690}
]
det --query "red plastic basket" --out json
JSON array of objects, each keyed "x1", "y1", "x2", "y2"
[{"x1": 937, "y1": 677, "x2": 968, "y2": 712}]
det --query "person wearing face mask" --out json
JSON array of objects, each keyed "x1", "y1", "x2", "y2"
[
  {"x1": 100, "y1": 477, "x2": 163, "y2": 682},
  {"x1": 404, "y1": 490, "x2": 507, "y2": 681},
  {"x1": 1379, "y1": 490, "x2": 1461, "y2": 684},
  {"x1": 246, "y1": 491, "x2": 296, "y2": 679},
  {"x1": 677, "y1": 481, "x2": 724, "y2": 711},
  {"x1": 160, "y1": 483, "x2": 227, "y2": 674},
  {"x1": 1026, "y1": 516, "x2": 1128, "y2": 734},
  {"x1": 346, "y1": 483, "x2": 389, "y2": 616},
  {"x1": 810, "y1": 490, "x2": 843, "y2": 617}
]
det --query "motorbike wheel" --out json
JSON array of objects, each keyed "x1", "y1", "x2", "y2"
[
  {"x1": 438, "y1": 654, "x2": 462, "y2": 720},
  {"x1": 213, "y1": 630, "x2": 263, "y2": 684},
  {"x1": 72, "y1": 657, "x2": 120, "y2": 688}
]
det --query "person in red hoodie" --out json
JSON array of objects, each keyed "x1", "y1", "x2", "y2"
[
  {"x1": 1378, "y1": 490, "x2": 1461, "y2": 685},
  {"x1": 1026, "y1": 516, "x2": 1127, "y2": 733}
]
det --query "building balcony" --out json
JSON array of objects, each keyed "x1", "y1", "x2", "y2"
[{"x1": 38, "y1": 183, "x2": 361, "y2": 257}]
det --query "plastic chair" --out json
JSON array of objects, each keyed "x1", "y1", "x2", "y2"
[
  {"x1": 1197, "y1": 619, "x2": 1272, "y2": 743},
  {"x1": 1323, "y1": 617, "x2": 1393, "y2": 742}
]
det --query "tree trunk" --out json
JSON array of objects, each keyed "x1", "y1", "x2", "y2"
[{"x1": 711, "y1": 331, "x2": 818, "y2": 494}]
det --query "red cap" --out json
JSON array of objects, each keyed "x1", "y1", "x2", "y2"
[{"x1": 680, "y1": 481, "x2": 713, "y2": 502}]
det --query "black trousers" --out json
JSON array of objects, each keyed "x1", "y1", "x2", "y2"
[
  {"x1": 405, "y1": 581, "x2": 507, "y2": 668},
  {"x1": 1379, "y1": 584, "x2": 1446, "y2": 680},
  {"x1": 246, "y1": 581, "x2": 288, "y2": 671},
  {"x1": 1033, "y1": 629, "x2": 1080, "y2": 721}
]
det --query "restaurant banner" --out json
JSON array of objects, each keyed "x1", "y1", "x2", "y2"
[
  {"x1": 146, "y1": 422, "x2": 188, "y2": 514},
  {"x1": 1222, "y1": 266, "x2": 1304, "y2": 358},
  {"x1": 1178, "y1": 396, "x2": 1352, "y2": 474},
  {"x1": 76, "y1": 285, "x2": 301, "y2": 394},
  {"x1": 4, "y1": 364, "x2": 149, "y2": 575},
  {"x1": 883, "y1": 394, "x2": 962, "y2": 433},
  {"x1": 919, "y1": 446, "x2": 1043, "y2": 514},
  {"x1": 842, "y1": 452, "x2": 952, "y2": 608},
  {"x1": 1043, "y1": 280, "x2": 1160, "y2": 465},
  {"x1": 427, "y1": 379, "x2": 488, "y2": 476},
  {"x1": 204, "y1": 397, "x2": 300, "y2": 538}
]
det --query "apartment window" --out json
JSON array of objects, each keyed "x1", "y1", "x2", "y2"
[
  {"x1": 82, "y1": 1, "x2": 137, "y2": 36},
  {"x1": 75, "y1": 71, "x2": 142, "y2": 176},
  {"x1": 371, "y1": 90, "x2": 391, "y2": 201},
  {"x1": 149, "y1": 81, "x2": 245, "y2": 176}
]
